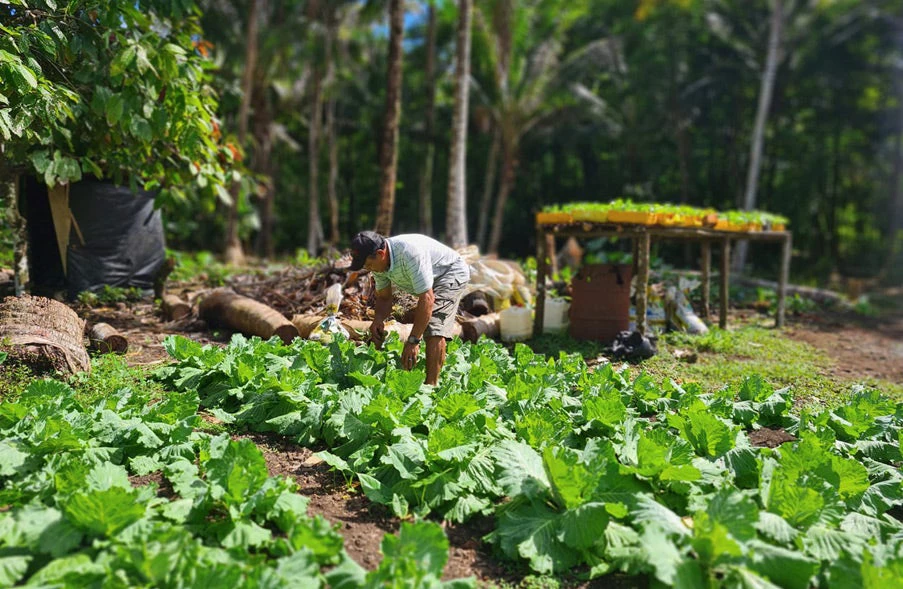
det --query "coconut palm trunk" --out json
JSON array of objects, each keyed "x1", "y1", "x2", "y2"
[
  {"x1": 225, "y1": 0, "x2": 260, "y2": 265},
  {"x1": 375, "y1": 0, "x2": 405, "y2": 236},
  {"x1": 307, "y1": 65, "x2": 325, "y2": 255},
  {"x1": 418, "y1": 2, "x2": 437, "y2": 236},
  {"x1": 733, "y1": 0, "x2": 783, "y2": 272},
  {"x1": 326, "y1": 23, "x2": 340, "y2": 246},
  {"x1": 487, "y1": 144, "x2": 516, "y2": 255},
  {"x1": 446, "y1": 0, "x2": 473, "y2": 248},
  {"x1": 477, "y1": 129, "x2": 500, "y2": 252}
]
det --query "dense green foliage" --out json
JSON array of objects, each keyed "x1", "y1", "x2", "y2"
[
  {"x1": 0, "y1": 367, "x2": 472, "y2": 588},
  {"x1": 2, "y1": 0, "x2": 901, "y2": 281},
  {"x1": 158, "y1": 333, "x2": 903, "y2": 585},
  {"x1": 0, "y1": 0, "x2": 235, "y2": 206},
  {"x1": 174, "y1": 0, "x2": 900, "y2": 281}
]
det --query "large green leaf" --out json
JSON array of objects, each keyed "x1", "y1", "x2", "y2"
[
  {"x1": 0, "y1": 441, "x2": 27, "y2": 477},
  {"x1": 493, "y1": 441, "x2": 550, "y2": 498},
  {"x1": 747, "y1": 540, "x2": 819, "y2": 589},
  {"x1": 204, "y1": 436, "x2": 268, "y2": 504},
  {"x1": 62, "y1": 487, "x2": 147, "y2": 537},
  {"x1": 492, "y1": 500, "x2": 578, "y2": 574},
  {"x1": 0, "y1": 555, "x2": 31, "y2": 587}
]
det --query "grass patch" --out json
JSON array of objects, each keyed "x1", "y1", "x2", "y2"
[
  {"x1": 632, "y1": 326, "x2": 903, "y2": 408},
  {"x1": 66, "y1": 354, "x2": 167, "y2": 405},
  {"x1": 0, "y1": 362, "x2": 38, "y2": 403}
]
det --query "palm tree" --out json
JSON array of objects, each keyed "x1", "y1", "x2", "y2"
[
  {"x1": 446, "y1": 0, "x2": 473, "y2": 248},
  {"x1": 733, "y1": 0, "x2": 783, "y2": 272},
  {"x1": 375, "y1": 0, "x2": 406, "y2": 235},
  {"x1": 475, "y1": 0, "x2": 589, "y2": 254},
  {"x1": 225, "y1": 0, "x2": 261, "y2": 265},
  {"x1": 419, "y1": 1, "x2": 439, "y2": 236}
]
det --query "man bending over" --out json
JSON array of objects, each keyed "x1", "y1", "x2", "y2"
[{"x1": 349, "y1": 231, "x2": 470, "y2": 385}]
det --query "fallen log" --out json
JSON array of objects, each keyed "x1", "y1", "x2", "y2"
[
  {"x1": 87, "y1": 322, "x2": 128, "y2": 354},
  {"x1": 461, "y1": 312, "x2": 500, "y2": 343},
  {"x1": 198, "y1": 288, "x2": 298, "y2": 345},
  {"x1": 732, "y1": 275, "x2": 847, "y2": 306},
  {"x1": 161, "y1": 294, "x2": 191, "y2": 321},
  {"x1": 0, "y1": 295, "x2": 90, "y2": 375}
]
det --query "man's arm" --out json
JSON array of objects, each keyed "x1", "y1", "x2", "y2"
[
  {"x1": 370, "y1": 285, "x2": 393, "y2": 346},
  {"x1": 372, "y1": 285, "x2": 394, "y2": 324},
  {"x1": 409, "y1": 289, "x2": 435, "y2": 340},
  {"x1": 401, "y1": 288, "x2": 434, "y2": 370}
]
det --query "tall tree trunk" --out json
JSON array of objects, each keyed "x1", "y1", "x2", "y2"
[
  {"x1": 375, "y1": 0, "x2": 405, "y2": 236},
  {"x1": 326, "y1": 24, "x2": 340, "y2": 246},
  {"x1": 307, "y1": 66, "x2": 324, "y2": 254},
  {"x1": 883, "y1": 95, "x2": 903, "y2": 281},
  {"x1": 446, "y1": 0, "x2": 472, "y2": 248},
  {"x1": 477, "y1": 129, "x2": 500, "y2": 252},
  {"x1": 487, "y1": 145, "x2": 515, "y2": 255},
  {"x1": 254, "y1": 97, "x2": 275, "y2": 259},
  {"x1": 418, "y1": 2, "x2": 437, "y2": 236},
  {"x1": 225, "y1": 0, "x2": 260, "y2": 266},
  {"x1": 733, "y1": 0, "x2": 782, "y2": 272}
]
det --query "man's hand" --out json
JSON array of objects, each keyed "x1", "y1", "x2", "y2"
[
  {"x1": 402, "y1": 341, "x2": 419, "y2": 370},
  {"x1": 370, "y1": 320, "x2": 387, "y2": 348}
]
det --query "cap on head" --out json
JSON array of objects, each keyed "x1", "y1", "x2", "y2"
[{"x1": 349, "y1": 231, "x2": 386, "y2": 271}]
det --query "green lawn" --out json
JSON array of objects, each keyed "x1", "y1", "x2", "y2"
[{"x1": 634, "y1": 326, "x2": 903, "y2": 408}]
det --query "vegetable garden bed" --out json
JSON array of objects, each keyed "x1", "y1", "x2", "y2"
[{"x1": 4, "y1": 331, "x2": 899, "y2": 587}]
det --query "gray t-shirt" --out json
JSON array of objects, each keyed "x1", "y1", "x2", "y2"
[{"x1": 373, "y1": 234, "x2": 468, "y2": 295}]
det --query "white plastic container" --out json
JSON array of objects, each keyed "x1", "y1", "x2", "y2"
[
  {"x1": 499, "y1": 306, "x2": 533, "y2": 342},
  {"x1": 542, "y1": 298, "x2": 570, "y2": 334}
]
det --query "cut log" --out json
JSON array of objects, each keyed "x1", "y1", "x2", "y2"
[
  {"x1": 87, "y1": 322, "x2": 128, "y2": 354},
  {"x1": 161, "y1": 294, "x2": 191, "y2": 321},
  {"x1": 0, "y1": 295, "x2": 90, "y2": 375},
  {"x1": 198, "y1": 288, "x2": 298, "y2": 344},
  {"x1": 460, "y1": 291, "x2": 491, "y2": 316},
  {"x1": 461, "y1": 312, "x2": 500, "y2": 343}
]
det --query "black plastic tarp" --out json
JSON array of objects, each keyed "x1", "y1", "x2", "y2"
[{"x1": 25, "y1": 178, "x2": 166, "y2": 299}]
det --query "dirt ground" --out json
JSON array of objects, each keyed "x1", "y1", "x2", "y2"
[
  {"x1": 76, "y1": 292, "x2": 902, "y2": 585},
  {"x1": 783, "y1": 310, "x2": 903, "y2": 386}
]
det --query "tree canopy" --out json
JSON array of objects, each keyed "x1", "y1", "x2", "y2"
[{"x1": 2, "y1": 0, "x2": 901, "y2": 283}]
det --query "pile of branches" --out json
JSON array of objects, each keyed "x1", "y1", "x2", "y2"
[{"x1": 224, "y1": 263, "x2": 419, "y2": 322}]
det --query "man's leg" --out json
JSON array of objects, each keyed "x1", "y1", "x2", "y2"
[{"x1": 424, "y1": 336, "x2": 446, "y2": 386}]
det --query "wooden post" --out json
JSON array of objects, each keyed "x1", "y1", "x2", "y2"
[
  {"x1": 47, "y1": 183, "x2": 71, "y2": 276},
  {"x1": 700, "y1": 241, "x2": 711, "y2": 320},
  {"x1": 719, "y1": 238, "x2": 730, "y2": 329},
  {"x1": 635, "y1": 230, "x2": 651, "y2": 335},
  {"x1": 545, "y1": 233, "x2": 558, "y2": 278},
  {"x1": 534, "y1": 226, "x2": 548, "y2": 336},
  {"x1": 776, "y1": 233, "x2": 792, "y2": 328}
]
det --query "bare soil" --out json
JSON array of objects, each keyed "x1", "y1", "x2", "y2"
[
  {"x1": 784, "y1": 310, "x2": 903, "y2": 385},
  {"x1": 236, "y1": 433, "x2": 513, "y2": 584}
]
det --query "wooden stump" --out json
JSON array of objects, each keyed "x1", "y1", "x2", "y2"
[
  {"x1": 198, "y1": 288, "x2": 298, "y2": 345},
  {"x1": 87, "y1": 322, "x2": 128, "y2": 354},
  {"x1": 461, "y1": 312, "x2": 500, "y2": 343},
  {"x1": 161, "y1": 294, "x2": 191, "y2": 321},
  {"x1": 0, "y1": 295, "x2": 90, "y2": 375}
]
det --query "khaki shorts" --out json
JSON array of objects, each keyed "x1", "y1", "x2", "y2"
[{"x1": 425, "y1": 263, "x2": 470, "y2": 339}]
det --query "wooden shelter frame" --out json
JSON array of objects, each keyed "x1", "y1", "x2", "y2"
[{"x1": 533, "y1": 223, "x2": 792, "y2": 336}]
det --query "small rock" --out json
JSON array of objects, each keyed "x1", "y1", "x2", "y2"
[{"x1": 302, "y1": 454, "x2": 324, "y2": 467}]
